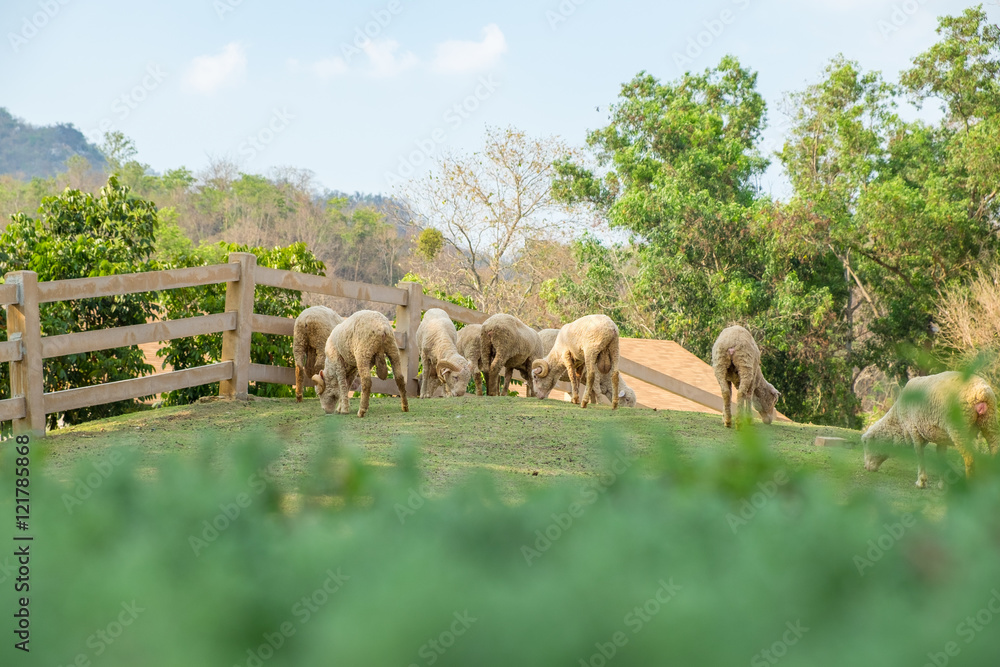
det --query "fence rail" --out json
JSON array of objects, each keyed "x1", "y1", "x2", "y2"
[{"x1": 3, "y1": 252, "x2": 732, "y2": 436}]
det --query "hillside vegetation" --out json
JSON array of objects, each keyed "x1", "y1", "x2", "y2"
[{"x1": 0, "y1": 107, "x2": 104, "y2": 178}]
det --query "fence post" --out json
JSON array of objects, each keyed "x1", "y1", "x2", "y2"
[
  {"x1": 5, "y1": 271, "x2": 45, "y2": 435},
  {"x1": 220, "y1": 252, "x2": 256, "y2": 400},
  {"x1": 396, "y1": 281, "x2": 422, "y2": 397}
]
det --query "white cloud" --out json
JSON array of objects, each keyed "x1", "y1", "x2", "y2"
[
  {"x1": 312, "y1": 56, "x2": 348, "y2": 79},
  {"x1": 362, "y1": 39, "x2": 418, "y2": 77},
  {"x1": 431, "y1": 24, "x2": 507, "y2": 73},
  {"x1": 183, "y1": 42, "x2": 247, "y2": 94}
]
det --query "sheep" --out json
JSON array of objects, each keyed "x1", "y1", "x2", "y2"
[
  {"x1": 711, "y1": 325, "x2": 779, "y2": 428},
  {"x1": 293, "y1": 306, "x2": 343, "y2": 402},
  {"x1": 311, "y1": 310, "x2": 409, "y2": 418},
  {"x1": 862, "y1": 371, "x2": 1000, "y2": 488},
  {"x1": 539, "y1": 326, "x2": 636, "y2": 407},
  {"x1": 456, "y1": 323, "x2": 486, "y2": 396},
  {"x1": 481, "y1": 314, "x2": 544, "y2": 396},
  {"x1": 531, "y1": 314, "x2": 621, "y2": 409},
  {"x1": 415, "y1": 308, "x2": 474, "y2": 398}
]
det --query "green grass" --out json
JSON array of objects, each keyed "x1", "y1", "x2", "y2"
[{"x1": 37, "y1": 395, "x2": 969, "y2": 515}]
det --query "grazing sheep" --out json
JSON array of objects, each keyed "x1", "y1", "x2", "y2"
[
  {"x1": 862, "y1": 371, "x2": 1000, "y2": 488},
  {"x1": 456, "y1": 323, "x2": 486, "y2": 396},
  {"x1": 311, "y1": 310, "x2": 408, "y2": 418},
  {"x1": 416, "y1": 308, "x2": 474, "y2": 398},
  {"x1": 293, "y1": 306, "x2": 344, "y2": 402},
  {"x1": 531, "y1": 314, "x2": 621, "y2": 409},
  {"x1": 540, "y1": 326, "x2": 635, "y2": 407},
  {"x1": 481, "y1": 314, "x2": 544, "y2": 396},
  {"x1": 711, "y1": 325, "x2": 779, "y2": 428}
]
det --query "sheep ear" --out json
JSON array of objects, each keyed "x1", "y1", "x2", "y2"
[
  {"x1": 619, "y1": 389, "x2": 626, "y2": 398},
  {"x1": 312, "y1": 374, "x2": 325, "y2": 394}
]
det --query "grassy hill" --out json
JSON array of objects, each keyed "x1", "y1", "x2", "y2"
[
  {"x1": 39, "y1": 395, "x2": 959, "y2": 513},
  {"x1": 0, "y1": 107, "x2": 105, "y2": 178}
]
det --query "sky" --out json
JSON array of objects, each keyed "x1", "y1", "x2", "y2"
[{"x1": 1, "y1": 0, "x2": 997, "y2": 199}]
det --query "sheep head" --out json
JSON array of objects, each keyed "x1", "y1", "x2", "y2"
[
  {"x1": 753, "y1": 381, "x2": 780, "y2": 424},
  {"x1": 312, "y1": 368, "x2": 347, "y2": 414},
  {"x1": 532, "y1": 359, "x2": 558, "y2": 399},
  {"x1": 438, "y1": 359, "x2": 472, "y2": 397},
  {"x1": 618, "y1": 385, "x2": 637, "y2": 408}
]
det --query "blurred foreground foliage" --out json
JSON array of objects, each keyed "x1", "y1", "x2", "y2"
[{"x1": 3, "y1": 423, "x2": 1000, "y2": 666}]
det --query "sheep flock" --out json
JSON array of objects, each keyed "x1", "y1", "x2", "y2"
[{"x1": 294, "y1": 305, "x2": 1000, "y2": 489}]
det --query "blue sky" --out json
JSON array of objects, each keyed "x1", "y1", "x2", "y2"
[{"x1": 1, "y1": 0, "x2": 995, "y2": 197}]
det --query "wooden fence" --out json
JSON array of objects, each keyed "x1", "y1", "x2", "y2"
[{"x1": 1, "y1": 252, "x2": 727, "y2": 436}]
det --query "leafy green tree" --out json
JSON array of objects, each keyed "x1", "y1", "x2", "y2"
[
  {"x1": 0, "y1": 176, "x2": 157, "y2": 427},
  {"x1": 553, "y1": 58, "x2": 857, "y2": 424}
]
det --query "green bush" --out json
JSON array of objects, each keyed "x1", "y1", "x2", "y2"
[{"x1": 4, "y1": 422, "x2": 1000, "y2": 666}]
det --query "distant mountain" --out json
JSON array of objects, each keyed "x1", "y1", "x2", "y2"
[{"x1": 0, "y1": 107, "x2": 105, "y2": 178}]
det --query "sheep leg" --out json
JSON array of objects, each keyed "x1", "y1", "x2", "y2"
[
  {"x1": 522, "y1": 367, "x2": 535, "y2": 398},
  {"x1": 358, "y1": 373, "x2": 372, "y2": 418},
  {"x1": 581, "y1": 354, "x2": 597, "y2": 409},
  {"x1": 913, "y1": 433, "x2": 929, "y2": 489},
  {"x1": 503, "y1": 368, "x2": 513, "y2": 395},
  {"x1": 948, "y1": 429, "x2": 977, "y2": 479},
  {"x1": 295, "y1": 365, "x2": 305, "y2": 403},
  {"x1": 980, "y1": 416, "x2": 999, "y2": 456},
  {"x1": 383, "y1": 341, "x2": 409, "y2": 413},
  {"x1": 473, "y1": 370, "x2": 483, "y2": 396},
  {"x1": 419, "y1": 359, "x2": 433, "y2": 399},
  {"x1": 719, "y1": 377, "x2": 733, "y2": 428},
  {"x1": 335, "y1": 357, "x2": 352, "y2": 415},
  {"x1": 488, "y1": 356, "x2": 504, "y2": 397},
  {"x1": 611, "y1": 370, "x2": 620, "y2": 411},
  {"x1": 736, "y1": 374, "x2": 753, "y2": 426}
]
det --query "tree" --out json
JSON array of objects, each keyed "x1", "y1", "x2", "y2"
[
  {"x1": 403, "y1": 126, "x2": 580, "y2": 319},
  {"x1": 0, "y1": 176, "x2": 158, "y2": 428}
]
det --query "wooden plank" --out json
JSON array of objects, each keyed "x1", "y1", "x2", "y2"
[
  {"x1": 0, "y1": 339, "x2": 21, "y2": 364},
  {"x1": 618, "y1": 356, "x2": 725, "y2": 413},
  {"x1": 40, "y1": 312, "x2": 236, "y2": 359},
  {"x1": 220, "y1": 253, "x2": 255, "y2": 400},
  {"x1": 44, "y1": 362, "x2": 234, "y2": 415},
  {"x1": 5, "y1": 271, "x2": 45, "y2": 435},
  {"x1": 36, "y1": 264, "x2": 240, "y2": 303},
  {"x1": 249, "y1": 363, "x2": 400, "y2": 395},
  {"x1": 252, "y1": 313, "x2": 405, "y2": 349},
  {"x1": 254, "y1": 266, "x2": 407, "y2": 306},
  {"x1": 0, "y1": 284, "x2": 17, "y2": 307},
  {"x1": 422, "y1": 297, "x2": 488, "y2": 325},
  {"x1": 396, "y1": 282, "x2": 422, "y2": 397},
  {"x1": 252, "y1": 314, "x2": 294, "y2": 337},
  {"x1": 0, "y1": 397, "x2": 26, "y2": 423},
  {"x1": 815, "y1": 436, "x2": 853, "y2": 448}
]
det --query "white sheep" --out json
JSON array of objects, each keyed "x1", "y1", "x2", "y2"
[
  {"x1": 531, "y1": 314, "x2": 621, "y2": 409},
  {"x1": 862, "y1": 371, "x2": 999, "y2": 488},
  {"x1": 539, "y1": 327, "x2": 635, "y2": 407},
  {"x1": 711, "y1": 325, "x2": 779, "y2": 428},
  {"x1": 481, "y1": 314, "x2": 544, "y2": 396},
  {"x1": 456, "y1": 323, "x2": 486, "y2": 396},
  {"x1": 311, "y1": 310, "x2": 409, "y2": 418},
  {"x1": 293, "y1": 306, "x2": 343, "y2": 402},
  {"x1": 415, "y1": 308, "x2": 473, "y2": 398}
]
